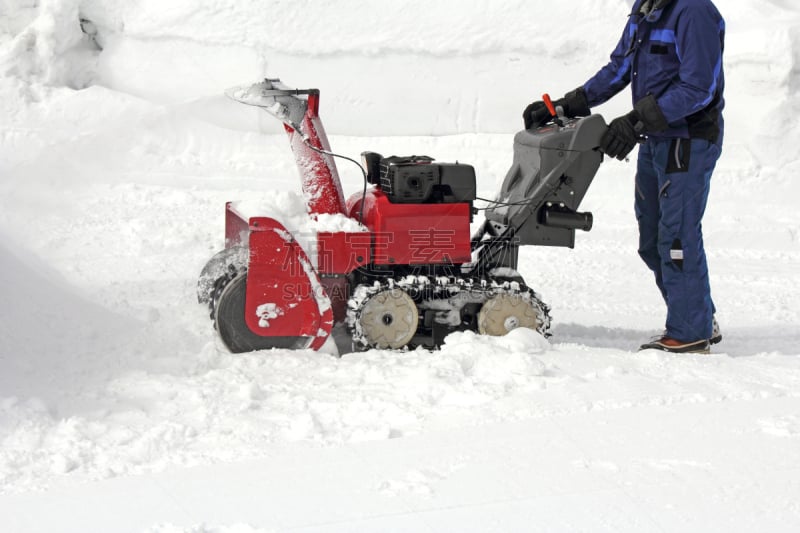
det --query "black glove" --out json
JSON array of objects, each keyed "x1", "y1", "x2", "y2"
[
  {"x1": 523, "y1": 101, "x2": 550, "y2": 129},
  {"x1": 600, "y1": 111, "x2": 642, "y2": 160},
  {"x1": 523, "y1": 88, "x2": 591, "y2": 130},
  {"x1": 600, "y1": 95, "x2": 670, "y2": 160}
]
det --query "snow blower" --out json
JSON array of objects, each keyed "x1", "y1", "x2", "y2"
[{"x1": 197, "y1": 79, "x2": 608, "y2": 353}]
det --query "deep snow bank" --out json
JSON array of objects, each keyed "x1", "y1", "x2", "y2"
[
  {"x1": 2, "y1": 0, "x2": 798, "y2": 145},
  {"x1": 0, "y1": 233, "x2": 140, "y2": 401}
]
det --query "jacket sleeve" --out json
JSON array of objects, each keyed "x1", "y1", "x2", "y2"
[
  {"x1": 582, "y1": 20, "x2": 635, "y2": 107},
  {"x1": 655, "y1": 4, "x2": 724, "y2": 123}
]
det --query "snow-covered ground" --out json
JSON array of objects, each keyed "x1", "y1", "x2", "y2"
[{"x1": 1, "y1": 0, "x2": 800, "y2": 531}]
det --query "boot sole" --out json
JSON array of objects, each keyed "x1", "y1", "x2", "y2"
[
  {"x1": 640, "y1": 346, "x2": 711, "y2": 355},
  {"x1": 639, "y1": 339, "x2": 711, "y2": 354}
]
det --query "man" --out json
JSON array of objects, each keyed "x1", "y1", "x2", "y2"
[{"x1": 523, "y1": 0, "x2": 725, "y2": 354}]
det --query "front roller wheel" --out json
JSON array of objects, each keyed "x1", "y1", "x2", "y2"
[
  {"x1": 214, "y1": 274, "x2": 311, "y2": 353},
  {"x1": 477, "y1": 293, "x2": 547, "y2": 336},
  {"x1": 357, "y1": 288, "x2": 419, "y2": 350}
]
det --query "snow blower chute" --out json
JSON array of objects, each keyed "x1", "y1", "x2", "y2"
[{"x1": 197, "y1": 78, "x2": 608, "y2": 353}]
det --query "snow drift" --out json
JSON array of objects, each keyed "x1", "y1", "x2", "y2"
[{"x1": 1, "y1": 0, "x2": 800, "y2": 531}]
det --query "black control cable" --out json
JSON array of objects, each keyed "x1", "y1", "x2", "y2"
[
  {"x1": 474, "y1": 195, "x2": 540, "y2": 210},
  {"x1": 301, "y1": 136, "x2": 369, "y2": 224}
]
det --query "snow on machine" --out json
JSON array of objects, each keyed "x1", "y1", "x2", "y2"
[{"x1": 197, "y1": 79, "x2": 608, "y2": 353}]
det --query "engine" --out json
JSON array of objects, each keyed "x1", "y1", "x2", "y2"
[{"x1": 362, "y1": 153, "x2": 477, "y2": 205}]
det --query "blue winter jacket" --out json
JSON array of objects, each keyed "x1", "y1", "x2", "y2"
[{"x1": 583, "y1": 0, "x2": 725, "y2": 145}]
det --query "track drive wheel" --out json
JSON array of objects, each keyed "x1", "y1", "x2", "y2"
[
  {"x1": 477, "y1": 293, "x2": 545, "y2": 336},
  {"x1": 214, "y1": 274, "x2": 311, "y2": 353},
  {"x1": 358, "y1": 288, "x2": 419, "y2": 349}
]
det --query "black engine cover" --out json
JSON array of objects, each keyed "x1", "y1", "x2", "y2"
[{"x1": 378, "y1": 156, "x2": 477, "y2": 204}]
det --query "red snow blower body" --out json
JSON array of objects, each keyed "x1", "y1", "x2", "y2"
[{"x1": 198, "y1": 79, "x2": 608, "y2": 353}]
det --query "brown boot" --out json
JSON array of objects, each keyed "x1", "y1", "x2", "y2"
[{"x1": 639, "y1": 336, "x2": 710, "y2": 354}]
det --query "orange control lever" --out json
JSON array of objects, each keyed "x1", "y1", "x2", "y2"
[{"x1": 542, "y1": 93, "x2": 557, "y2": 117}]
